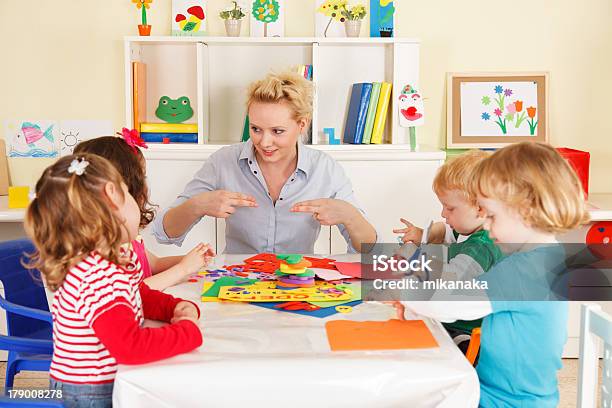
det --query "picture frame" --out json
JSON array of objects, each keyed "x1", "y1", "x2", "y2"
[{"x1": 446, "y1": 72, "x2": 549, "y2": 148}]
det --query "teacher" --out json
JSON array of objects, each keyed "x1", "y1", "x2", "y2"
[{"x1": 152, "y1": 71, "x2": 377, "y2": 254}]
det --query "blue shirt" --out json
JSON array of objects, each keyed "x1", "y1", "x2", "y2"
[
  {"x1": 152, "y1": 140, "x2": 373, "y2": 254},
  {"x1": 478, "y1": 246, "x2": 568, "y2": 408}
]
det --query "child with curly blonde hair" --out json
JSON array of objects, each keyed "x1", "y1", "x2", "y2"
[
  {"x1": 26, "y1": 154, "x2": 203, "y2": 407},
  {"x1": 397, "y1": 142, "x2": 590, "y2": 407}
]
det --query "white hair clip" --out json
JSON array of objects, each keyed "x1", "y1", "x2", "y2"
[{"x1": 67, "y1": 158, "x2": 89, "y2": 176}]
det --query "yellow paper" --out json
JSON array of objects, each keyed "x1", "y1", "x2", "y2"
[
  {"x1": 218, "y1": 286, "x2": 352, "y2": 302},
  {"x1": 279, "y1": 263, "x2": 306, "y2": 274},
  {"x1": 8, "y1": 186, "x2": 29, "y2": 209},
  {"x1": 200, "y1": 282, "x2": 217, "y2": 302}
]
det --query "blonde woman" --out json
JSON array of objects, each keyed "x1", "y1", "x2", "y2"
[{"x1": 154, "y1": 72, "x2": 376, "y2": 253}]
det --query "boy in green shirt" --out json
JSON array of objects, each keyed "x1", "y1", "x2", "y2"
[{"x1": 394, "y1": 150, "x2": 503, "y2": 354}]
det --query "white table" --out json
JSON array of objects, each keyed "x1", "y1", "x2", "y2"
[{"x1": 113, "y1": 255, "x2": 479, "y2": 408}]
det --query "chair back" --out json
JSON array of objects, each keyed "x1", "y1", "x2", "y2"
[
  {"x1": 578, "y1": 303, "x2": 612, "y2": 407},
  {"x1": 0, "y1": 239, "x2": 50, "y2": 338}
]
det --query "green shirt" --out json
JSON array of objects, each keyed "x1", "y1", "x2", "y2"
[
  {"x1": 445, "y1": 229, "x2": 503, "y2": 334},
  {"x1": 448, "y1": 229, "x2": 503, "y2": 272}
]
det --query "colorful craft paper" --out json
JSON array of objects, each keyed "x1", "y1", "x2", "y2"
[
  {"x1": 308, "y1": 282, "x2": 361, "y2": 308},
  {"x1": 325, "y1": 319, "x2": 439, "y2": 351},
  {"x1": 218, "y1": 285, "x2": 352, "y2": 302},
  {"x1": 254, "y1": 300, "x2": 363, "y2": 318},
  {"x1": 201, "y1": 276, "x2": 258, "y2": 299}
]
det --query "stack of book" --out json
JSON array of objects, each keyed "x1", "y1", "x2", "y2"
[
  {"x1": 343, "y1": 82, "x2": 392, "y2": 144},
  {"x1": 132, "y1": 62, "x2": 199, "y2": 144},
  {"x1": 295, "y1": 64, "x2": 313, "y2": 80},
  {"x1": 140, "y1": 123, "x2": 198, "y2": 143}
]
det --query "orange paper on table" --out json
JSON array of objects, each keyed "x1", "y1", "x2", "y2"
[{"x1": 325, "y1": 319, "x2": 438, "y2": 351}]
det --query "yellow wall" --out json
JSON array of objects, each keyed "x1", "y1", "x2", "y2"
[{"x1": 1, "y1": 0, "x2": 611, "y2": 192}]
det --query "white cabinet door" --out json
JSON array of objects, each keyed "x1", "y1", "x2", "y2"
[
  {"x1": 331, "y1": 159, "x2": 443, "y2": 253},
  {"x1": 141, "y1": 159, "x2": 216, "y2": 256}
]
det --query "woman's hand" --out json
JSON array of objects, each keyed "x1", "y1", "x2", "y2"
[
  {"x1": 193, "y1": 190, "x2": 257, "y2": 218},
  {"x1": 393, "y1": 218, "x2": 423, "y2": 244},
  {"x1": 178, "y1": 243, "x2": 215, "y2": 276},
  {"x1": 290, "y1": 198, "x2": 357, "y2": 226}
]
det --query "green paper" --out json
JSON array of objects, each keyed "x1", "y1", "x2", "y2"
[
  {"x1": 308, "y1": 282, "x2": 362, "y2": 308},
  {"x1": 362, "y1": 82, "x2": 381, "y2": 144},
  {"x1": 409, "y1": 127, "x2": 416, "y2": 151},
  {"x1": 276, "y1": 254, "x2": 303, "y2": 264},
  {"x1": 202, "y1": 276, "x2": 258, "y2": 297}
]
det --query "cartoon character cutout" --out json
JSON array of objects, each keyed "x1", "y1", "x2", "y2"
[
  {"x1": 398, "y1": 84, "x2": 425, "y2": 128},
  {"x1": 155, "y1": 96, "x2": 194, "y2": 124}
]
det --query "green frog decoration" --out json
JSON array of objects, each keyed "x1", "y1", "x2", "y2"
[{"x1": 155, "y1": 96, "x2": 194, "y2": 123}]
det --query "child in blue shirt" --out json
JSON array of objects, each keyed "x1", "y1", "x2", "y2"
[{"x1": 397, "y1": 142, "x2": 590, "y2": 407}]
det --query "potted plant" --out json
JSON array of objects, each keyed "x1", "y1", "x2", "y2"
[
  {"x1": 133, "y1": 0, "x2": 153, "y2": 36},
  {"x1": 341, "y1": 3, "x2": 366, "y2": 37},
  {"x1": 220, "y1": 1, "x2": 247, "y2": 37}
]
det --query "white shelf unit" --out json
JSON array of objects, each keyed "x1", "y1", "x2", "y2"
[{"x1": 124, "y1": 36, "x2": 420, "y2": 146}]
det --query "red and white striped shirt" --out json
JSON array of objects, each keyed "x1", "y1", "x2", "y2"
[{"x1": 50, "y1": 249, "x2": 202, "y2": 384}]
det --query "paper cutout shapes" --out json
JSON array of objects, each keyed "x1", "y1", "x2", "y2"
[{"x1": 218, "y1": 284, "x2": 352, "y2": 302}]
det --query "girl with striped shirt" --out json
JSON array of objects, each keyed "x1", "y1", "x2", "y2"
[{"x1": 25, "y1": 154, "x2": 203, "y2": 408}]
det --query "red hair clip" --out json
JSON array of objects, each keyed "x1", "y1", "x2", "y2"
[{"x1": 117, "y1": 127, "x2": 148, "y2": 153}]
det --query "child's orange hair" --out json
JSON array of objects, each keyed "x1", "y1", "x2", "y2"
[
  {"x1": 433, "y1": 150, "x2": 490, "y2": 204},
  {"x1": 471, "y1": 142, "x2": 590, "y2": 233}
]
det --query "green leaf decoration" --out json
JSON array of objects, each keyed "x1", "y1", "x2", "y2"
[
  {"x1": 183, "y1": 21, "x2": 197, "y2": 31},
  {"x1": 252, "y1": 0, "x2": 280, "y2": 24}
]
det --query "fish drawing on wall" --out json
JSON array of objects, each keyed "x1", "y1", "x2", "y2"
[{"x1": 7, "y1": 121, "x2": 58, "y2": 158}]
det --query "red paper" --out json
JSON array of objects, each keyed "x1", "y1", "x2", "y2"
[{"x1": 334, "y1": 262, "x2": 363, "y2": 278}]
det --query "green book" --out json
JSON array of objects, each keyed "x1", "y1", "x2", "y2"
[
  {"x1": 242, "y1": 115, "x2": 250, "y2": 142},
  {"x1": 361, "y1": 82, "x2": 381, "y2": 144}
]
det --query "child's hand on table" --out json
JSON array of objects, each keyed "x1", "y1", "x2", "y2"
[
  {"x1": 179, "y1": 243, "x2": 216, "y2": 277},
  {"x1": 171, "y1": 301, "x2": 199, "y2": 325},
  {"x1": 393, "y1": 218, "x2": 423, "y2": 244}
]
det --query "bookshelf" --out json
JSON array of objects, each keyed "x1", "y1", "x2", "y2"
[{"x1": 124, "y1": 36, "x2": 420, "y2": 147}]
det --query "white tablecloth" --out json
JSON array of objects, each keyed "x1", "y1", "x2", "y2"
[{"x1": 113, "y1": 255, "x2": 479, "y2": 408}]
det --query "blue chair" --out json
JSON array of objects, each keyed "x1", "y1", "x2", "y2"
[
  {"x1": 0, "y1": 239, "x2": 53, "y2": 394},
  {"x1": 0, "y1": 396, "x2": 64, "y2": 407}
]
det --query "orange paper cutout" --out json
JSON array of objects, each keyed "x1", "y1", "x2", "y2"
[{"x1": 325, "y1": 319, "x2": 439, "y2": 351}]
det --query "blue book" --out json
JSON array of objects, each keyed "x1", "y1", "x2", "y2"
[
  {"x1": 343, "y1": 83, "x2": 367, "y2": 144},
  {"x1": 140, "y1": 132, "x2": 198, "y2": 143},
  {"x1": 354, "y1": 83, "x2": 372, "y2": 144}
]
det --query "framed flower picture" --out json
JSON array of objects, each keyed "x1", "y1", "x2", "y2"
[{"x1": 446, "y1": 72, "x2": 549, "y2": 148}]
